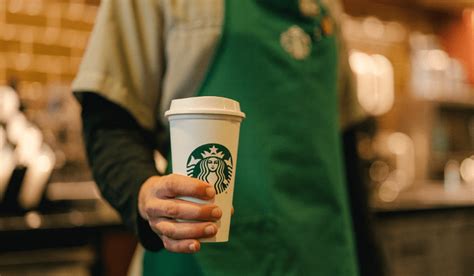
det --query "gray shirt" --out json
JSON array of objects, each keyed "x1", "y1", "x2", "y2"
[{"x1": 72, "y1": 0, "x2": 365, "y2": 130}]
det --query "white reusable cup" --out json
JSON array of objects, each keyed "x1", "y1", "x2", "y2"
[{"x1": 165, "y1": 96, "x2": 245, "y2": 242}]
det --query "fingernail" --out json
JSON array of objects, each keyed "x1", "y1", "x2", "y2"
[
  {"x1": 189, "y1": 243, "x2": 197, "y2": 252},
  {"x1": 211, "y1": 207, "x2": 222, "y2": 218},
  {"x1": 204, "y1": 225, "x2": 216, "y2": 235},
  {"x1": 206, "y1": 187, "x2": 215, "y2": 198}
]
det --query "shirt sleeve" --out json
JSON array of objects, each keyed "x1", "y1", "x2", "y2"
[
  {"x1": 72, "y1": 0, "x2": 164, "y2": 130},
  {"x1": 80, "y1": 92, "x2": 164, "y2": 251}
]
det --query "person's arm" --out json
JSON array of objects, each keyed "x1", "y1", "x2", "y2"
[
  {"x1": 79, "y1": 93, "x2": 221, "y2": 253},
  {"x1": 73, "y1": 1, "x2": 223, "y2": 253},
  {"x1": 79, "y1": 92, "x2": 164, "y2": 250}
]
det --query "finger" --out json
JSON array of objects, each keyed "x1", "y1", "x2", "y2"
[
  {"x1": 152, "y1": 218, "x2": 218, "y2": 240},
  {"x1": 144, "y1": 198, "x2": 222, "y2": 221},
  {"x1": 157, "y1": 174, "x2": 215, "y2": 200},
  {"x1": 161, "y1": 236, "x2": 201, "y2": 253}
]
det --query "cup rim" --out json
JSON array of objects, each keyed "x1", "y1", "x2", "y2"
[
  {"x1": 165, "y1": 109, "x2": 245, "y2": 118},
  {"x1": 165, "y1": 96, "x2": 246, "y2": 119}
]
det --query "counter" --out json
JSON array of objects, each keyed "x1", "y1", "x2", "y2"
[
  {"x1": 372, "y1": 182, "x2": 474, "y2": 276},
  {"x1": 0, "y1": 182, "x2": 131, "y2": 275},
  {"x1": 373, "y1": 182, "x2": 474, "y2": 212}
]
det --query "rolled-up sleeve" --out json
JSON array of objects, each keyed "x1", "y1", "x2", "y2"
[{"x1": 72, "y1": 0, "x2": 164, "y2": 130}]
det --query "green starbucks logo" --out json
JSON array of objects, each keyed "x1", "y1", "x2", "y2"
[{"x1": 187, "y1": 143, "x2": 233, "y2": 194}]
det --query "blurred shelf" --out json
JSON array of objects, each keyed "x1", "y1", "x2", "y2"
[
  {"x1": 0, "y1": 246, "x2": 94, "y2": 267},
  {"x1": 412, "y1": 90, "x2": 474, "y2": 109},
  {"x1": 0, "y1": 198, "x2": 121, "y2": 232},
  {"x1": 373, "y1": 181, "x2": 474, "y2": 212},
  {"x1": 0, "y1": 246, "x2": 94, "y2": 275},
  {"x1": 46, "y1": 181, "x2": 100, "y2": 201},
  {"x1": 415, "y1": 0, "x2": 474, "y2": 12},
  {"x1": 434, "y1": 97, "x2": 474, "y2": 109}
]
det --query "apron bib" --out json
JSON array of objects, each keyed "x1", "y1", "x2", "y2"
[{"x1": 144, "y1": 0, "x2": 358, "y2": 275}]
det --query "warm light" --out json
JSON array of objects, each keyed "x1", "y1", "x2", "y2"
[
  {"x1": 6, "y1": 113, "x2": 28, "y2": 144},
  {"x1": 341, "y1": 16, "x2": 360, "y2": 39},
  {"x1": 369, "y1": 160, "x2": 390, "y2": 182},
  {"x1": 378, "y1": 180, "x2": 399, "y2": 202},
  {"x1": 387, "y1": 132, "x2": 409, "y2": 155},
  {"x1": 462, "y1": 8, "x2": 474, "y2": 27},
  {"x1": 37, "y1": 154, "x2": 53, "y2": 173},
  {"x1": 372, "y1": 54, "x2": 394, "y2": 115},
  {"x1": 427, "y1": 49, "x2": 449, "y2": 71},
  {"x1": 386, "y1": 132, "x2": 415, "y2": 188},
  {"x1": 349, "y1": 51, "x2": 371, "y2": 74},
  {"x1": 460, "y1": 156, "x2": 474, "y2": 184},
  {"x1": 0, "y1": 86, "x2": 20, "y2": 123},
  {"x1": 392, "y1": 169, "x2": 408, "y2": 188},
  {"x1": 25, "y1": 211, "x2": 42, "y2": 229},
  {"x1": 352, "y1": 52, "x2": 378, "y2": 114},
  {"x1": 18, "y1": 145, "x2": 55, "y2": 209},
  {"x1": 16, "y1": 126, "x2": 43, "y2": 165},
  {"x1": 363, "y1": 17, "x2": 384, "y2": 39},
  {"x1": 444, "y1": 160, "x2": 461, "y2": 192},
  {"x1": 350, "y1": 51, "x2": 394, "y2": 116}
]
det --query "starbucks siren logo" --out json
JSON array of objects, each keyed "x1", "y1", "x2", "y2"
[{"x1": 186, "y1": 143, "x2": 233, "y2": 194}]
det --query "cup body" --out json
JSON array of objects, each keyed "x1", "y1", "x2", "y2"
[{"x1": 166, "y1": 97, "x2": 244, "y2": 242}]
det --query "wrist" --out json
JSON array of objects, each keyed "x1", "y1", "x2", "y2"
[{"x1": 138, "y1": 175, "x2": 160, "y2": 220}]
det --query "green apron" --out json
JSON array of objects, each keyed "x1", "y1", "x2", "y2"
[{"x1": 144, "y1": 0, "x2": 358, "y2": 275}]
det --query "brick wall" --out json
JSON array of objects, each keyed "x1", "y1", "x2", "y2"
[
  {"x1": 0, "y1": 0, "x2": 98, "y2": 107},
  {"x1": 0, "y1": 1, "x2": 99, "y2": 178}
]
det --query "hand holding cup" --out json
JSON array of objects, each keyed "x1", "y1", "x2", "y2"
[{"x1": 138, "y1": 174, "x2": 222, "y2": 253}]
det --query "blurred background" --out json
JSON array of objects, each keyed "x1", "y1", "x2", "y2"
[{"x1": 0, "y1": 0, "x2": 473, "y2": 275}]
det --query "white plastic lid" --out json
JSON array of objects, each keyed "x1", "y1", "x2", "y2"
[{"x1": 165, "y1": 96, "x2": 245, "y2": 118}]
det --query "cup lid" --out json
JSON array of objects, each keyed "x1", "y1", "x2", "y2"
[{"x1": 165, "y1": 96, "x2": 246, "y2": 118}]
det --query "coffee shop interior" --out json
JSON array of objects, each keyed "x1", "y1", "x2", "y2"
[{"x1": 0, "y1": 0, "x2": 473, "y2": 275}]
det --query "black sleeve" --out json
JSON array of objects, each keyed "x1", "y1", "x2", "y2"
[
  {"x1": 77, "y1": 92, "x2": 164, "y2": 251},
  {"x1": 342, "y1": 118, "x2": 386, "y2": 276}
]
